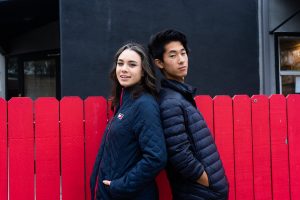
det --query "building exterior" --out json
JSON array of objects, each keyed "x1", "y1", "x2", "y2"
[
  {"x1": 261, "y1": 0, "x2": 300, "y2": 95},
  {"x1": 0, "y1": 0, "x2": 299, "y2": 100}
]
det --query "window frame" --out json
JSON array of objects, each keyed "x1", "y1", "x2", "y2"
[
  {"x1": 5, "y1": 49, "x2": 61, "y2": 100},
  {"x1": 275, "y1": 33, "x2": 300, "y2": 94}
]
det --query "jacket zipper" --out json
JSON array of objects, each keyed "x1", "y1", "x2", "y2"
[
  {"x1": 94, "y1": 119, "x2": 113, "y2": 199},
  {"x1": 93, "y1": 88, "x2": 124, "y2": 199},
  {"x1": 94, "y1": 176, "x2": 99, "y2": 200}
]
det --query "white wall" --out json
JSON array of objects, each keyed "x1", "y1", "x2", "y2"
[{"x1": 0, "y1": 53, "x2": 5, "y2": 98}]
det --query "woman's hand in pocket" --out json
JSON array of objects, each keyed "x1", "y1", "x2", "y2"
[{"x1": 103, "y1": 180, "x2": 111, "y2": 186}]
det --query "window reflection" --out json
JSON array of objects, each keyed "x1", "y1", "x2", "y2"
[
  {"x1": 24, "y1": 59, "x2": 56, "y2": 99},
  {"x1": 281, "y1": 75, "x2": 295, "y2": 95},
  {"x1": 279, "y1": 36, "x2": 300, "y2": 95},
  {"x1": 7, "y1": 58, "x2": 20, "y2": 98}
]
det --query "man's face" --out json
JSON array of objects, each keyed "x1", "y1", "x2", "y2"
[{"x1": 155, "y1": 41, "x2": 188, "y2": 82}]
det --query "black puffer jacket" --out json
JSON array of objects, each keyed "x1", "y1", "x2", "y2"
[
  {"x1": 159, "y1": 79, "x2": 228, "y2": 200},
  {"x1": 90, "y1": 89, "x2": 167, "y2": 200}
]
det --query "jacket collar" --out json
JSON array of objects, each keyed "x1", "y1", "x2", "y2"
[
  {"x1": 114, "y1": 85, "x2": 138, "y2": 114},
  {"x1": 161, "y1": 79, "x2": 197, "y2": 99},
  {"x1": 119, "y1": 83, "x2": 144, "y2": 106}
]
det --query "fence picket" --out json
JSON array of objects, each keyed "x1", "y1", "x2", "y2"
[
  {"x1": 156, "y1": 170, "x2": 172, "y2": 200},
  {"x1": 251, "y1": 95, "x2": 272, "y2": 200},
  {"x1": 0, "y1": 98, "x2": 7, "y2": 200},
  {"x1": 213, "y1": 96, "x2": 235, "y2": 200},
  {"x1": 60, "y1": 97, "x2": 85, "y2": 200},
  {"x1": 35, "y1": 98, "x2": 60, "y2": 200},
  {"x1": 269, "y1": 95, "x2": 290, "y2": 200},
  {"x1": 195, "y1": 95, "x2": 214, "y2": 136},
  {"x1": 84, "y1": 97, "x2": 108, "y2": 200},
  {"x1": 233, "y1": 95, "x2": 254, "y2": 200},
  {"x1": 287, "y1": 94, "x2": 300, "y2": 200},
  {"x1": 8, "y1": 98, "x2": 34, "y2": 200}
]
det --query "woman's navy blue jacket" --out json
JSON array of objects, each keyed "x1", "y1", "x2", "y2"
[
  {"x1": 90, "y1": 89, "x2": 167, "y2": 200},
  {"x1": 159, "y1": 79, "x2": 229, "y2": 200}
]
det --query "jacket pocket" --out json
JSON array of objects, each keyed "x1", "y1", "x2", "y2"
[{"x1": 186, "y1": 181, "x2": 213, "y2": 199}]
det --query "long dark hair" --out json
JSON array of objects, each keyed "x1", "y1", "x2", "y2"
[{"x1": 110, "y1": 42, "x2": 157, "y2": 110}]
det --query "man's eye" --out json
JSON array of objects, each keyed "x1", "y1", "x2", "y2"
[
  {"x1": 169, "y1": 55, "x2": 176, "y2": 58},
  {"x1": 181, "y1": 52, "x2": 186, "y2": 56}
]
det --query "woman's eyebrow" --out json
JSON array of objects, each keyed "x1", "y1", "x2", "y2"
[{"x1": 128, "y1": 60, "x2": 138, "y2": 64}]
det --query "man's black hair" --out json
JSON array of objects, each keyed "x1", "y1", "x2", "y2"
[{"x1": 148, "y1": 29, "x2": 189, "y2": 61}]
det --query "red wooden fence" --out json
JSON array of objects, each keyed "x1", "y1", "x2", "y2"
[{"x1": 0, "y1": 95, "x2": 299, "y2": 200}]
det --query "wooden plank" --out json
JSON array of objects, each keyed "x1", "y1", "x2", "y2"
[
  {"x1": 60, "y1": 97, "x2": 85, "y2": 200},
  {"x1": 213, "y1": 96, "x2": 235, "y2": 200},
  {"x1": 233, "y1": 95, "x2": 254, "y2": 200},
  {"x1": 251, "y1": 95, "x2": 272, "y2": 200},
  {"x1": 84, "y1": 96, "x2": 108, "y2": 200},
  {"x1": 0, "y1": 98, "x2": 7, "y2": 200},
  {"x1": 156, "y1": 170, "x2": 172, "y2": 200},
  {"x1": 107, "y1": 99, "x2": 113, "y2": 120},
  {"x1": 287, "y1": 94, "x2": 300, "y2": 200},
  {"x1": 195, "y1": 95, "x2": 214, "y2": 136},
  {"x1": 8, "y1": 98, "x2": 34, "y2": 200},
  {"x1": 35, "y1": 98, "x2": 60, "y2": 200},
  {"x1": 270, "y1": 95, "x2": 290, "y2": 200}
]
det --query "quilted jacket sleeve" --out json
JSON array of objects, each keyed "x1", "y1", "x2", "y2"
[
  {"x1": 160, "y1": 98, "x2": 204, "y2": 181},
  {"x1": 109, "y1": 99, "x2": 167, "y2": 197}
]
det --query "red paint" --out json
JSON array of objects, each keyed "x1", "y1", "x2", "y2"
[
  {"x1": 233, "y1": 95, "x2": 254, "y2": 200},
  {"x1": 287, "y1": 95, "x2": 300, "y2": 200},
  {"x1": 156, "y1": 170, "x2": 172, "y2": 200},
  {"x1": 35, "y1": 98, "x2": 60, "y2": 200},
  {"x1": 251, "y1": 95, "x2": 272, "y2": 200},
  {"x1": 0, "y1": 95, "x2": 299, "y2": 200},
  {"x1": 270, "y1": 95, "x2": 290, "y2": 200},
  {"x1": 8, "y1": 98, "x2": 34, "y2": 200},
  {"x1": 213, "y1": 96, "x2": 235, "y2": 200},
  {"x1": 195, "y1": 95, "x2": 214, "y2": 137},
  {"x1": 60, "y1": 97, "x2": 85, "y2": 200},
  {"x1": 0, "y1": 98, "x2": 7, "y2": 200},
  {"x1": 84, "y1": 96, "x2": 107, "y2": 200}
]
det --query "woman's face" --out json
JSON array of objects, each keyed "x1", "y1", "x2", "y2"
[{"x1": 116, "y1": 49, "x2": 143, "y2": 88}]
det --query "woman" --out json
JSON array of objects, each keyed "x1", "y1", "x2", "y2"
[{"x1": 90, "y1": 43, "x2": 167, "y2": 200}]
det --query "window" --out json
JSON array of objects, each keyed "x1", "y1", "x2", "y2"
[
  {"x1": 7, "y1": 57, "x2": 20, "y2": 98},
  {"x1": 278, "y1": 36, "x2": 300, "y2": 95},
  {"x1": 6, "y1": 51, "x2": 60, "y2": 100}
]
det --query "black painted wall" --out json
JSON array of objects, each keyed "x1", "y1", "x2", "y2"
[
  {"x1": 8, "y1": 21, "x2": 60, "y2": 55},
  {"x1": 60, "y1": 0, "x2": 259, "y2": 98}
]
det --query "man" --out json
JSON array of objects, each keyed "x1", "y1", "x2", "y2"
[{"x1": 148, "y1": 29, "x2": 228, "y2": 200}]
